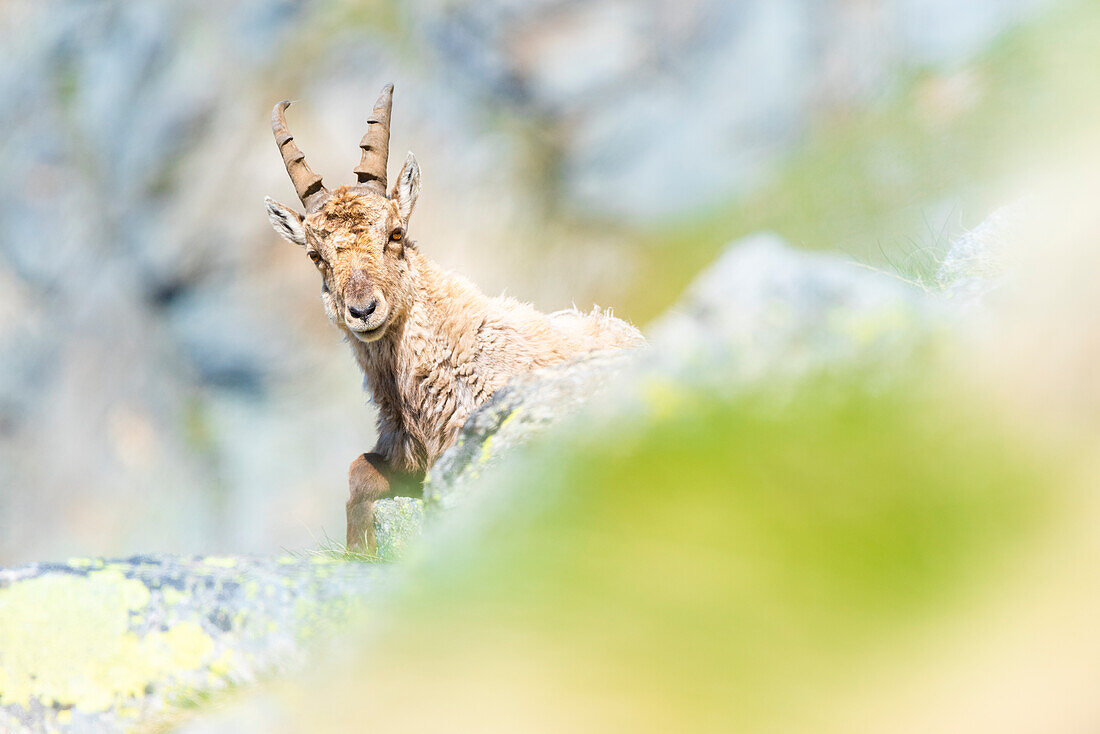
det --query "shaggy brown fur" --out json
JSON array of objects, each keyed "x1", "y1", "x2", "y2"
[{"x1": 266, "y1": 90, "x2": 643, "y2": 550}]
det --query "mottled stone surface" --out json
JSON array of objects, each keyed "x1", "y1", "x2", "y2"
[
  {"x1": 372, "y1": 497, "x2": 426, "y2": 561},
  {"x1": 424, "y1": 349, "x2": 642, "y2": 512},
  {"x1": 420, "y1": 0, "x2": 1052, "y2": 217},
  {"x1": 645, "y1": 233, "x2": 941, "y2": 390},
  {"x1": 0, "y1": 556, "x2": 383, "y2": 733}
]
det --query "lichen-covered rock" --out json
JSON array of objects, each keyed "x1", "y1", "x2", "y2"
[
  {"x1": 371, "y1": 497, "x2": 426, "y2": 561},
  {"x1": 645, "y1": 233, "x2": 940, "y2": 389},
  {"x1": 424, "y1": 349, "x2": 642, "y2": 512},
  {"x1": 0, "y1": 555, "x2": 383, "y2": 733}
]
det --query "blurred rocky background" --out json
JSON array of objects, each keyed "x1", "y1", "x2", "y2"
[{"x1": 2, "y1": 0, "x2": 1095, "y2": 565}]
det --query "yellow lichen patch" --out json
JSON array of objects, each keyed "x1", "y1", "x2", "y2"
[
  {"x1": 162, "y1": 586, "x2": 187, "y2": 607},
  {"x1": 478, "y1": 408, "x2": 524, "y2": 466},
  {"x1": 206, "y1": 648, "x2": 236, "y2": 679},
  {"x1": 498, "y1": 407, "x2": 523, "y2": 430},
  {"x1": 0, "y1": 569, "x2": 214, "y2": 715},
  {"x1": 478, "y1": 434, "x2": 495, "y2": 465}
]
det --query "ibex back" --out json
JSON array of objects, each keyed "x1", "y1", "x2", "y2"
[{"x1": 265, "y1": 84, "x2": 644, "y2": 552}]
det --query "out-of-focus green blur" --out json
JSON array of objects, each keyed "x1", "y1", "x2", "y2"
[
  {"x1": 241, "y1": 362, "x2": 1095, "y2": 733},
  {"x1": 399, "y1": 379, "x2": 1051, "y2": 725}
]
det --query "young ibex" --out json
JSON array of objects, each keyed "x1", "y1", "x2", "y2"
[{"x1": 265, "y1": 84, "x2": 643, "y2": 551}]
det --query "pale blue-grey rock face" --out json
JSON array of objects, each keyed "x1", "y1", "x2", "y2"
[
  {"x1": 414, "y1": 0, "x2": 1053, "y2": 218},
  {"x1": 645, "y1": 233, "x2": 937, "y2": 389}
]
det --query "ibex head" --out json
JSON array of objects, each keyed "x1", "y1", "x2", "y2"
[{"x1": 265, "y1": 84, "x2": 422, "y2": 343}]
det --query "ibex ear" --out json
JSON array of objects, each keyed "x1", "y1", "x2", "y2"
[
  {"x1": 265, "y1": 197, "x2": 306, "y2": 246},
  {"x1": 389, "y1": 152, "x2": 421, "y2": 225}
]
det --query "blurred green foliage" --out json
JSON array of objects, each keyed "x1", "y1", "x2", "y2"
[{"x1": 356, "y1": 373, "x2": 1057, "y2": 731}]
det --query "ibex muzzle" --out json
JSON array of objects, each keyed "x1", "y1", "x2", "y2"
[{"x1": 343, "y1": 269, "x2": 387, "y2": 339}]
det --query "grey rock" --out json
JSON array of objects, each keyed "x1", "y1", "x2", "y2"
[
  {"x1": 646, "y1": 232, "x2": 936, "y2": 390},
  {"x1": 425, "y1": 349, "x2": 642, "y2": 511},
  {"x1": 372, "y1": 497, "x2": 426, "y2": 561},
  {"x1": 0, "y1": 555, "x2": 385, "y2": 733},
  {"x1": 165, "y1": 279, "x2": 289, "y2": 393},
  {"x1": 414, "y1": 0, "x2": 1053, "y2": 218}
]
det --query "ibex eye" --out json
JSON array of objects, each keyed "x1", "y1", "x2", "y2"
[
  {"x1": 308, "y1": 251, "x2": 323, "y2": 265},
  {"x1": 390, "y1": 229, "x2": 403, "y2": 242}
]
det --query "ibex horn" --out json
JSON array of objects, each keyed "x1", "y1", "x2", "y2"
[
  {"x1": 271, "y1": 100, "x2": 328, "y2": 212},
  {"x1": 354, "y1": 83, "x2": 394, "y2": 195}
]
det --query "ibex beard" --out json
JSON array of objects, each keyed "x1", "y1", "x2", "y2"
[{"x1": 265, "y1": 84, "x2": 645, "y2": 553}]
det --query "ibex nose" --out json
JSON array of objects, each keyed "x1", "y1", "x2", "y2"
[{"x1": 348, "y1": 300, "x2": 378, "y2": 321}]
